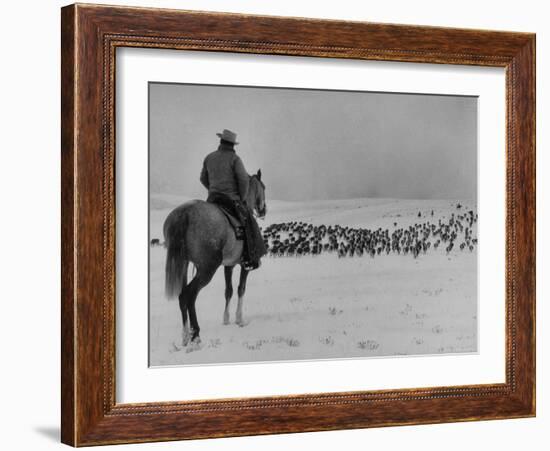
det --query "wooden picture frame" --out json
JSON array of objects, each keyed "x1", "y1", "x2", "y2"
[{"x1": 61, "y1": 3, "x2": 535, "y2": 446}]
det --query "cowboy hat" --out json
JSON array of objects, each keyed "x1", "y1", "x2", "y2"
[{"x1": 216, "y1": 129, "x2": 239, "y2": 145}]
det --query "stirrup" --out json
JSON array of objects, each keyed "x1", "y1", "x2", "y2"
[
  {"x1": 242, "y1": 260, "x2": 261, "y2": 271},
  {"x1": 235, "y1": 226, "x2": 245, "y2": 240}
]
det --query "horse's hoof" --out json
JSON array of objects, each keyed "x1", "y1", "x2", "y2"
[
  {"x1": 186, "y1": 338, "x2": 202, "y2": 353},
  {"x1": 236, "y1": 319, "x2": 249, "y2": 327},
  {"x1": 170, "y1": 341, "x2": 182, "y2": 353},
  {"x1": 223, "y1": 316, "x2": 230, "y2": 325}
]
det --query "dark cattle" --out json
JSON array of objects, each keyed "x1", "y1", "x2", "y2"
[{"x1": 260, "y1": 209, "x2": 477, "y2": 260}]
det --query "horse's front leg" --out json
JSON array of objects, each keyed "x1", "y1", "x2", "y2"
[
  {"x1": 223, "y1": 266, "x2": 234, "y2": 325},
  {"x1": 236, "y1": 267, "x2": 249, "y2": 326}
]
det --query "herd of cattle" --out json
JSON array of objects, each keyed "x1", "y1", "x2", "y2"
[{"x1": 262, "y1": 207, "x2": 478, "y2": 259}]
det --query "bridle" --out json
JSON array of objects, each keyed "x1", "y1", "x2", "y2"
[{"x1": 250, "y1": 175, "x2": 266, "y2": 219}]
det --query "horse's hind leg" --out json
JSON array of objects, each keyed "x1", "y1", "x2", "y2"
[
  {"x1": 236, "y1": 267, "x2": 249, "y2": 326},
  {"x1": 178, "y1": 262, "x2": 191, "y2": 346},
  {"x1": 223, "y1": 266, "x2": 234, "y2": 325},
  {"x1": 186, "y1": 263, "x2": 219, "y2": 344},
  {"x1": 178, "y1": 293, "x2": 190, "y2": 347}
]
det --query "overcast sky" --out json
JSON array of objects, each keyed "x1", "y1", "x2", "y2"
[{"x1": 149, "y1": 82, "x2": 477, "y2": 201}]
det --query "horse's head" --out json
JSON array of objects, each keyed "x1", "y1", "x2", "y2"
[{"x1": 248, "y1": 169, "x2": 267, "y2": 219}]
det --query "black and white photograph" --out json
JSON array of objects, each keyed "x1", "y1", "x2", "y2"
[{"x1": 148, "y1": 82, "x2": 478, "y2": 366}]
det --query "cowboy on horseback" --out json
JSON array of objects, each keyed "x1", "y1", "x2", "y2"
[
  {"x1": 200, "y1": 129, "x2": 267, "y2": 270},
  {"x1": 164, "y1": 129, "x2": 267, "y2": 344}
]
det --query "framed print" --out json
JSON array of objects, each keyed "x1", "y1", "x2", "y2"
[{"x1": 61, "y1": 3, "x2": 536, "y2": 446}]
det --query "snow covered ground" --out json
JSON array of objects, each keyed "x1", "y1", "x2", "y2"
[{"x1": 149, "y1": 195, "x2": 477, "y2": 366}]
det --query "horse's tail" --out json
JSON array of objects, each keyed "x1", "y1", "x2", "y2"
[{"x1": 164, "y1": 212, "x2": 189, "y2": 300}]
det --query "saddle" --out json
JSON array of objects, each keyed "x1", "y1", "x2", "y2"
[{"x1": 212, "y1": 202, "x2": 245, "y2": 240}]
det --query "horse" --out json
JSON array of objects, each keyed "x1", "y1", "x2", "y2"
[{"x1": 163, "y1": 169, "x2": 266, "y2": 349}]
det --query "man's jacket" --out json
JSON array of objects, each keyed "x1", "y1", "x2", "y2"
[{"x1": 200, "y1": 143, "x2": 249, "y2": 201}]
